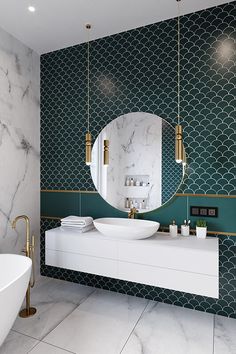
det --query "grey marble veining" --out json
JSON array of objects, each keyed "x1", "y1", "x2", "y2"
[
  {"x1": 0, "y1": 331, "x2": 38, "y2": 354},
  {"x1": 214, "y1": 315, "x2": 236, "y2": 354},
  {"x1": 13, "y1": 277, "x2": 95, "y2": 340},
  {"x1": 121, "y1": 301, "x2": 214, "y2": 354},
  {"x1": 0, "y1": 26, "x2": 40, "y2": 272},
  {"x1": 1, "y1": 277, "x2": 236, "y2": 354},
  {"x1": 43, "y1": 288, "x2": 148, "y2": 354},
  {"x1": 91, "y1": 112, "x2": 163, "y2": 212}
]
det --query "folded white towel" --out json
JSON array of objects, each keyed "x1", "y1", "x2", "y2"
[
  {"x1": 61, "y1": 216, "x2": 93, "y2": 227},
  {"x1": 60, "y1": 224, "x2": 95, "y2": 233},
  {"x1": 61, "y1": 222, "x2": 93, "y2": 228}
]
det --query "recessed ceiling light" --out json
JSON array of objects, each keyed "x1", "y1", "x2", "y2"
[{"x1": 28, "y1": 6, "x2": 36, "y2": 12}]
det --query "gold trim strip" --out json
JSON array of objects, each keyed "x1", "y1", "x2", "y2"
[
  {"x1": 176, "y1": 193, "x2": 236, "y2": 199},
  {"x1": 41, "y1": 216, "x2": 236, "y2": 236},
  {"x1": 41, "y1": 190, "x2": 236, "y2": 198},
  {"x1": 41, "y1": 189, "x2": 98, "y2": 194}
]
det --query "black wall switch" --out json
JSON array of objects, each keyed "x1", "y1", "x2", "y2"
[{"x1": 190, "y1": 206, "x2": 218, "y2": 218}]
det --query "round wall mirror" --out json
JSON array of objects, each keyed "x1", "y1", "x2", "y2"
[{"x1": 90, "y1": 112, "x2": 185, "y2": 213}]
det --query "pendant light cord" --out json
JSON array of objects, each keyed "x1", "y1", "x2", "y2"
[{"x1": 177, "y1": 0, "x2": 181, "y2": 125}]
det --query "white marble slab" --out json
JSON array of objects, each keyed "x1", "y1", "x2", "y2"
[
  {"x1": 29, "y1": 342, "x2": 75, "y2": 354},
  {"x1": 12, "y1": 277, "x2": 94, "y2": 340},
  {"x1": 43, "y1": 289, "x2": 148, "y2": 354},
  {"x1": 0, "y1": 26, "x2": 40, "y2": 273},
  {"x1": 121, "y1": 301, "x2": 214, "y2": 354},
  {"x1": 214, "y1": 315, "x2": 236, "y2": 354},
  {"x1": 0, "y1": 330, "x2": 38, "y2": 354}
]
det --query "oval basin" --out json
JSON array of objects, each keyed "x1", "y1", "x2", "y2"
[{"x1": 94, "y1": 218, "x2": 160, "y2": 240}]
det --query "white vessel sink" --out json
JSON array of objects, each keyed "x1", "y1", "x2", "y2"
[{"x1": 93, "y1": 218, "x2": 160, "y2": 240}]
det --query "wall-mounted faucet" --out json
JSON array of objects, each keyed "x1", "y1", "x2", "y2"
[
  {"x1": 12, "y1": 215, "x2": 37, "y2": 318},
  {"x1": 128, "y1": 207, "x2": 138, "y2": 219}
]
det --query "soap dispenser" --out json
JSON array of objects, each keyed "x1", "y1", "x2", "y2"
[{"x1": 169, "y1": 220, "x2": 178, "y2": 237}]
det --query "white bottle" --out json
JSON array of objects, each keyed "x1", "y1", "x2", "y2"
[
  {"x1": 125, "y1": 198, "x2": 130, "y2": 209},
  {"x1": 142, "y1": 199, "x2": 146, "y2": 209},
  {"x1": 135, "y1": 180, "x2": 140, "y2": 186},
  {"x1": 130, "y1": 199, "x2": 134, "y2": 208},
  {"x1": 130, "y1": 178, "x2": 134, "y2": 186},
  {"x1": 125, "y1": 178, "x2": 130, "y2": 186},
  {"x1": 139, "y1": 201, "x2": 143, "y2": 209},
  {"x1": 169, "y1": 220, "x2": 178, "y2": 237}
]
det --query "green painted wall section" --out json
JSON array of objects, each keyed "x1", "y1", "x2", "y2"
[{"x1": 41, "y1": 191, "x2": 236, "y2": 234}]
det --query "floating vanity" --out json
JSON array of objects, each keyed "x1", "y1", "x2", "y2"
[{"x1": 45, "y1": 228, "x2": 219, "y2": 299}]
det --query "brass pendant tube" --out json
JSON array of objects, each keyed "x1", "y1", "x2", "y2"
[
  {"x1": 104, "y1": 139, "x2": 109, "y2": 165},
  {"x1": 85, "y1": 132, "x2": 92, "y2": 165},
  {"x1": 175, "y1": 124, "x2": 183, "y2": 163}
]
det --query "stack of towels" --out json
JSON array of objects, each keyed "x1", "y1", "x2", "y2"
[{"x1": 60, "y1": 216, "x2": 94, "y2": 233}]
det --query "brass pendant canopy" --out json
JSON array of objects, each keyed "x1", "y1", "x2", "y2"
[{"x1": 104, "y1": 139, "x2": 109, "y2": 165}]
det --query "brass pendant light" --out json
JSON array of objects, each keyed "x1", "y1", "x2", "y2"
[
  {"x1": 104, "y1": 139, "x2": 109, "y2": 165},
  {"x1": 175, "y1": 0, "x2": 183, "y2": 164},
  {"x1": 85, "y1": 24, "x2": 92, "y2": 165}
]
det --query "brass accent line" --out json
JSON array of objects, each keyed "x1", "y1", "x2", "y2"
[
  {"x1": 41, "y1": 189, "x2": 98, "y2": 194},
  {"x1": 176, "y1": 193, "x2": 236, "y2": 198},
  {"x1": 40, "y1": 190, "x2": 235, "y2": 198},
  {"x1": 40, "y1": 215, "x2": 236, "y2": 236}
]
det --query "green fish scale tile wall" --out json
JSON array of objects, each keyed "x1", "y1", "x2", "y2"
[
  {"x1": 41, "y1": 2, "x2": 236, "y2": 194},
  {"x1": 40, "y1": 2, "x2": 236, "y2": 318},
  {"x1": 41, "y1": 218, "x2": 236, "y2": 318}
]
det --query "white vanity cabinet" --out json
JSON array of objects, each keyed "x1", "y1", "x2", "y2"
[{"x1": 45, "y1": 228, "x2": 219, "y2": 298}]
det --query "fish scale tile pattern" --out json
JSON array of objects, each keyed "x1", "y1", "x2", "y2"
[
  {"x1": 41, "y1": 2, "x2": 236, "y2": 194},
  {"x1": 41, "y1": 218, "x2": 236, "y2": 318}
]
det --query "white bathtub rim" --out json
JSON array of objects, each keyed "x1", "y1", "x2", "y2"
[{"x1": 0, "y1": 254, "x2": 32, "y2": 292}]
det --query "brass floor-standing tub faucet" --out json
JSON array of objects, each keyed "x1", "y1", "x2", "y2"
[{"x1": 12, "y1": 215, "x2": 37, "y2": 318}]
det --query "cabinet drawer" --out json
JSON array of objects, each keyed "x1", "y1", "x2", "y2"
[
  {"x1": 46, "y1": 249, "x2": 117, "y2": 278},
  {"x1": 46, "y1": 229, "x2": 117, "y2": 259},
  {"x1": 118, "y1": 261, "x2": 219, "y2": 298},
  {"x1": 118, "y1": 241, "x2": 218, "y2": 276}
]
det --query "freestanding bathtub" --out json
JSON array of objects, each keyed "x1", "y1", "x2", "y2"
[{"x1": 0, "y1": 254, "x2": 32, "y2": 346}]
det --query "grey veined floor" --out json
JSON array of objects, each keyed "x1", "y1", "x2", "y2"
[{"x1": 0, "y1": 277, "x2": 235, "y2": 354}]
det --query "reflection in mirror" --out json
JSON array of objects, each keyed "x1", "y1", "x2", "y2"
[{"x1": 91, "y1": 112, "x2": 185, "y2": 213}]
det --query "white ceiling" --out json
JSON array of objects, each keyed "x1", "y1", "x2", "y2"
[{"x1": 0, "y1": 0, "x2": 234, "y2": 54}]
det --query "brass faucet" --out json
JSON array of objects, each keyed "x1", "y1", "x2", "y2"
[
  {"x1": 128, "y1": 207, "x2": 138, "y2": 219},
  {"x1": 12, "y1": 215, "x2": 37, "y2": 318}
]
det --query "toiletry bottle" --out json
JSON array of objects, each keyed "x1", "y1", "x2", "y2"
[
  {"x1": 130, "y1": 178, "x2": 134, "y2": 186},
  {"x1": 125, "y1": 198, "x2": 130, "y2": 209},
  {"x1": 169, "y1": 220, "x2": 178, "y2": 237},
  {"x1": 125, "y1": 177, "x2": 130, "y2": 186},
  {"x1": 130, "y1": 199, "x2": 134, "y2": 208},
  {"x1": 142, "y1": 182, "x2": 146, "y2": 187},
  {"x1": 142, "y1": 199, "x2": 146, "y2": 209},
  {"x1": 136, "y1": 180, "x2": 140, "y2": 186},
  {"x1": 181, "y1": 220, "x2": 190, "y2": 236},
  {"x1": 139, "y1": 201, "x2": 143, "y2": 209}
]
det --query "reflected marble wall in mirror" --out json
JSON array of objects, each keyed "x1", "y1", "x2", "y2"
[{"x1": 90, "y1": 112, "x2": 185, "y2": 213}]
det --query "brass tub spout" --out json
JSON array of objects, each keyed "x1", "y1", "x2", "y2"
[{"x1": 12, "y1": 215, "x2": 37, "y2": 318}]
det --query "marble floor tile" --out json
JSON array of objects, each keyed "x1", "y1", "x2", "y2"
[
  {"x1": 121, "y1": 301, "x2": 214, "y2": 354},
  {"x1": 29, "y1": 342, "x2": 75, "y2": 354},
  {"x1": 43, "y1": 289, "x2": 148, "y2": 354},
  {"x1": 13, "y1": 277, "x2": 95, "y2": 340},
  {"x1": 0, "y1": 331, "x2": 38, "y2": 354},
  {"x1": 214, "y1": 315, "x2": 236, "y2": 354}
]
